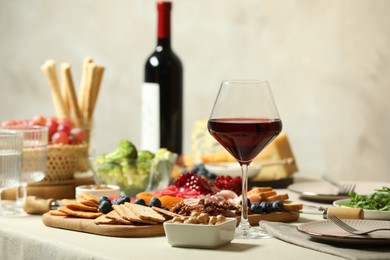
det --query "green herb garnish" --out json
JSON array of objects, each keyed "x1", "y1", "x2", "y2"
[{"x1": 344, "y1": 187, "x2": 390, "y2": 211}]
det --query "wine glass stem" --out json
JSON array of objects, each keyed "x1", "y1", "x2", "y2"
[{"x1": 239, "y1": 163, "x2": 250, "y2": 229}]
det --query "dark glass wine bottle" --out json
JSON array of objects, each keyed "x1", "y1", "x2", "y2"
[{"x1": 142, "y1": 1, "x2": 183, "y2": 155}]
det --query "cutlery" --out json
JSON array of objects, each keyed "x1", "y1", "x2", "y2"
[
  {"x1": 322, "y1": 175, "x2": 356, "y2": 196},
  {"x1": 329, "y1": 215, "x2": 390, "y2": 235}
]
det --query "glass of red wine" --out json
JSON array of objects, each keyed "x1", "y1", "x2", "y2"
[{"x1": 208, "y1": 80, "x2": 282, "y2": 239}]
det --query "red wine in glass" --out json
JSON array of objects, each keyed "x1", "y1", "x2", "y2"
[
  {"x1": 208, "y1": 118, "x2": 282, "y2": 165},
  {"x1": 208, "y1": 80, "x2": 282, "y2": 239}
]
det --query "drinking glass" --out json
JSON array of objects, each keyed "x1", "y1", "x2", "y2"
[
  {"x1": 0, "y1": 130, "x2": 23, "y2": 215},
  {"x1": 4, "y1": 125, "x2": 48, "y2": 210},
  {"x1": 208, "y1": 80, "x2": 282, "y2": 239}
]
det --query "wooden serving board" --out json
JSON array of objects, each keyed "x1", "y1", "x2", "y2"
[
  {"x1": 245, "y1": 211, "x2": 300, "y2": 225},
  {"x1": 42, "y1": 213, "x2": 165, "y2": 237},
  {"x1": 42, "y1": 211, "x2": 299, "y2": 238}
]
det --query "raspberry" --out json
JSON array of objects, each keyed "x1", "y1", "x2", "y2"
[
  {"x1": 215, "y1": 175, "x2": 242, "y2": 195},
  {"x1": 173, "y1": 172, "x2": 212, "y2": 195}
]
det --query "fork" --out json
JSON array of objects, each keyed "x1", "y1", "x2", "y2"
[
  {"x1": 328, "y1": 215, "x2": 390, "y2": 235},
  {"x1": 322, "y1": 175, "x2": 356, "y2": 196}
]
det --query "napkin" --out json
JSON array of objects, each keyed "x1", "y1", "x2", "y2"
[{"x1": 260, "y1": 221, "x2": 390, "y2": 260}]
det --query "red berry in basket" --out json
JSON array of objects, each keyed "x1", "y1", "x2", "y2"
[
  {"x1": 57, "y1": 124, "x2": 71, "y2": 135},
  {"x1": 70, "y1": 128, "x2": 85, "y2": 144},
  {"x1": 30, "y1": 115, "x2": 46, "y2": 126},
  {"x1": 58, "y1": 118, "x2": 72, "y2": 129},
  {"x1": 215, "y1": 175, "x2": 242, "y2": 195},
  {"x1": 173, "y1": 172, "x2": 212, "y2": 195},
  {"x1": 52, "y1": 131, "x2": 69, "y2": 145},
  {"x1": 46, "y1": 118, "x2": 59, "y2": 141}
]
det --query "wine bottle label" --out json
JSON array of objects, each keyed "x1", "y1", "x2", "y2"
[{"x1": 141, "y1": 82, "x2": 160, "y2": 152}]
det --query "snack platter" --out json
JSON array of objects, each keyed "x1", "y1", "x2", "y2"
[{"x1": 42, "y1": 211, "x2": 299, "y2": 238}]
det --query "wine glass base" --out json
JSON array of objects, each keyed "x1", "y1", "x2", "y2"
[{"x1": 234, "y1": 226, "x2": 273, "y2": 239}]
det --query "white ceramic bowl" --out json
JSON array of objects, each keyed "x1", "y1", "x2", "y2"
[
  {"x1": 204, "y1": 162, "x2": 261, "y2": 179},
  {"x1": 75, "y1": 184, "x2": 121, "y2": 198},
  {"x1": 163, "y1": 218, "x2": 237, "y2": 248}
]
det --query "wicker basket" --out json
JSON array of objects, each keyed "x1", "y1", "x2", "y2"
[{"x1": 38, "y1": 143, "x2": 89, "y2": 184}]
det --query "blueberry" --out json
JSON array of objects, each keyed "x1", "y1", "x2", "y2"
[
  {"x1": 197, "y1": 167, "x2": 208, "y2": 176},
  {"x1": 98, "y1": 200, "x2": 112, "y2": 214},
  {"x1": 260, "y1": 201, "x2": 272, "y2": 213},
  {"x1": 148, "y1": 197, "x2": 162, "y2": 208},
  {"x1": 122, "y1": 196, "x2": 131, "y2": 203},
  {"x1": 206, "y1": 172, "x2": 217, "y2": 180},
  {"x1": 250, "y1": 202, "x2": 263, "y2": 214},
  {"x1": 112, "y1": 198, "x2": 125, "y2": 205},
  {"x1": 240, "y1": 198, "x2": 251, "y2": 208},
  {"x1": 191, "y1": 163, "x2": 204, "y2": 173},
  {"x1": 271, "y1": 201, "x2": 284, "y2": 212},
  {"x1": 134, "y1": 198, "x2": 146, "y2": 206},
  {"x1": 98, "y1": 196, "x2": 110, "y2": 205}
]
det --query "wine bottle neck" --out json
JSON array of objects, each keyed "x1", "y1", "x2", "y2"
[{"x1": 157, "y1": 1, "x2": 171, "y2": 47}]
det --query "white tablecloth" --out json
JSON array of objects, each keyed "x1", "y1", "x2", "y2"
[{"x1": 0, "y1": 185, "x2": 347, "y2": 260}]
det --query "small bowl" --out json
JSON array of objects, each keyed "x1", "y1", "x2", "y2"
[
  {"x1": 204, "y1": 162, "x2": 261, "y2": 179},
  {"x1": 163, "y1": 218, "x2": 237, "y2": 248},
  {"x1": 75, "y1": 184, "x2": 120, "y2": 198}
]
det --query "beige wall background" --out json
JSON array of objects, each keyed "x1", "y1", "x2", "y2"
[{"x1": 1, "y1": 0, "x2": 389, "y2": 182}]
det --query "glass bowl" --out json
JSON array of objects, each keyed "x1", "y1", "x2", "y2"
[{"x1": 89, "y1": 153, "x2": 177, "y2": 197}]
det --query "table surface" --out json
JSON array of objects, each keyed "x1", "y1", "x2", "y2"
[{"x1": 0, "y1": 178, "x2": 344, "y2": 260}]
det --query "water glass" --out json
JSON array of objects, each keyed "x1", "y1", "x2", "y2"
[
  {"x1": 3, "y1": 125, "x2": 48, "y2": 209},
  {"x1": 0, "y1": 130, "x2": 23, "y2": 215}
]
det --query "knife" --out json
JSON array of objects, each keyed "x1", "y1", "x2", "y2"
[{"x1": 299, "y1": 206, "x2": 364, "y2": 219}]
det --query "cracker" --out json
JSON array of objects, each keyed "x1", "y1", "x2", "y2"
[
  {"x1": 76, "y1": 192, "x2": 99, "y2": 207},
  {"x1": 151, "y1": 206, "x2": 180, "y2": 219},
  {"x1": 126, "y1": 203, "x2": 165, "y2": 223},
  {"x1": 49, "y1": 209, "x2": 67, "y2": 216},
  {"x1": 94, "y1": 214, "x2": 118, "y2": 225},
  {"x1": 62, "y1": 199, "x2": 98, "y2": 212},
  {"x1": 113, "y1": 204, "x2": 157, "y2": 225},
  {"x1": 106, "y1": 210, "x2": 133, "y2": 225},
  {"x1": 58, "y1": 206, "x2": 102, "y2": 219}
]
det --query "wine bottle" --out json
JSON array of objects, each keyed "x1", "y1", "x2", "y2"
[{"x1": 142, "y1": 1, "x2": 183, "y2": 154}]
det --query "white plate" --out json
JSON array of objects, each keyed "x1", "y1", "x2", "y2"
[
  {"x1": 204, "y1": 162, "x2": 261, "y2": 178},
  {"x1": 333, "y1": 199, "x2": 390, "y2": 220},
  {"x1": 298, "y1": 219, "x2": 390, "y2": 245},
  {"x1": 288, "y1": 181, "x2": 390, "y2": 203}
]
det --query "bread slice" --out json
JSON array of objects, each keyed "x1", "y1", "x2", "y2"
[{"x1": 283, "y1": 202, "x2": 303, "y2": 212}]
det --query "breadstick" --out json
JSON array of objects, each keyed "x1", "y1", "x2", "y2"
[
  {"x1": 41, "y1": 60, "x2": 68, "y2": 118},
  {"x1": 61, "y1": 63, "x2": 83, "y2": 127},
  {"x1": 78, "y1": 57, "x2": 93, "y2": 119},
  {"x1": 61, "y1": 70, "x2": 71, "y2": 117},
  {"x1": 90, "y1": 65, "x2": 105, "y2": 119},
  {"x1": 83, "y1": 63, "x2": 97, "y2": 121}
]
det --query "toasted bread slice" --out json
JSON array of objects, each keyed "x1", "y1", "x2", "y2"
[{"x1": 283, "y1": 202, "x2": 303, "y2": 212}]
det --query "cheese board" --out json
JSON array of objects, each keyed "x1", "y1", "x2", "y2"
[
  {"x1": 42, "y1": 213, "x2": 165, "y2": 237},
  {"x1": 42, "y1": 211, "x2": 299, "y2": 237}
]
